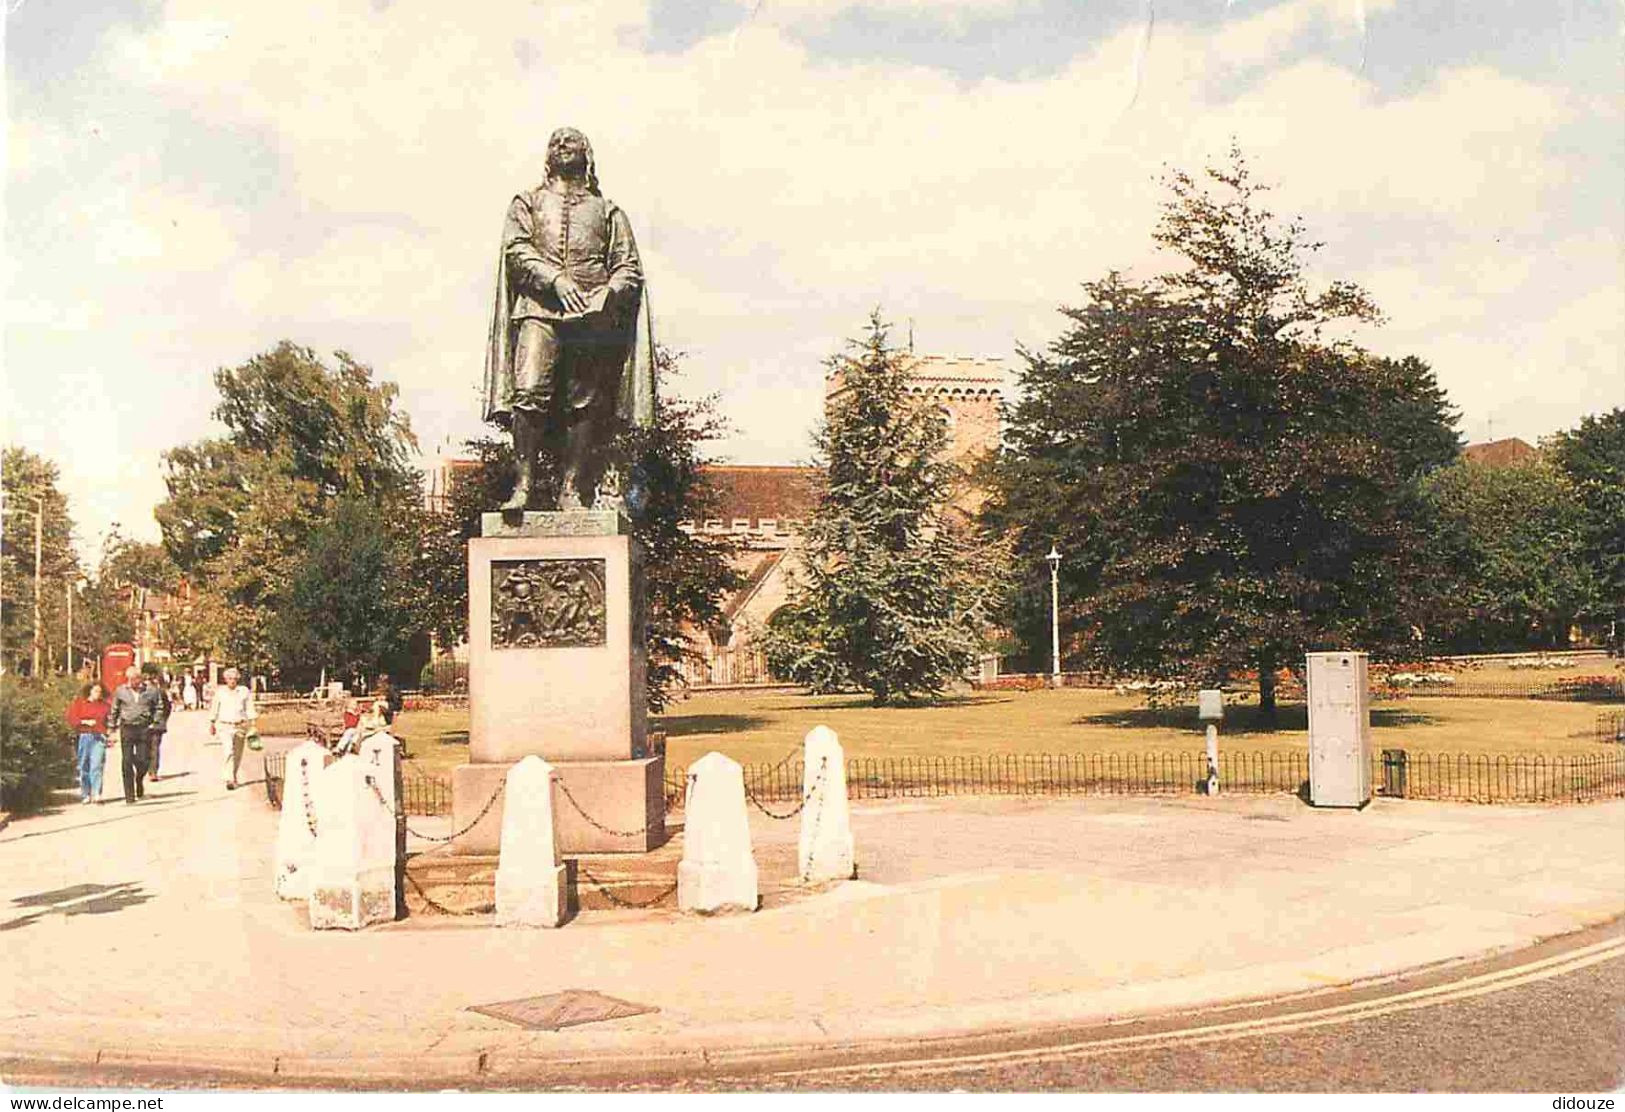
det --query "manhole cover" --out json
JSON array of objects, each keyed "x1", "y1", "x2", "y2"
[{"x1": 468, "y1": 989, "x2": 657, "y2": 1030}]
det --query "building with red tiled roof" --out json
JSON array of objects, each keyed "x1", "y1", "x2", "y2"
[
  {"x1": 685, "y1": 465, "x2": 819, "y2": 534},
  {"x1": 678, "y1": 355, "x2": 1009, "y2": 686},
  {"x1": 1462, "y1": 437, "x2": 1539, "y2": 468}
]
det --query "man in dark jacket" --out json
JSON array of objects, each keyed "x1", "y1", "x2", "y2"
[
  {"x1": 145, "y1": 667, "x2": 172, "y2": 782},
  {"x1": 107, "y1": 666, "x2": 163, "y2": 803}
]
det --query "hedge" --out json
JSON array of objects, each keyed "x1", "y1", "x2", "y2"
[{"x1": 1, "y1": 675, "x2": 77, "y2": 814}]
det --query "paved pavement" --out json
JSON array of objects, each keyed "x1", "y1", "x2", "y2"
[{"x1": 1, "y1": 708, "x2": 1621, "y2": 1087}]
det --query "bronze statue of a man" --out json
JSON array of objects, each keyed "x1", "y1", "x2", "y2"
[{"x1": 484, "y1": 128, "x2": 655, "y2": 511}]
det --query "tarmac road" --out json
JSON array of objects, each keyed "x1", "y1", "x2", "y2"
[{"x1": 645, "y1": 920, "x2": 1625, "y2": 1094}]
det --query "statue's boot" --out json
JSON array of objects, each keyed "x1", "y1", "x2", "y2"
[
  {"x1": 502, "y1": 411, "x2": 540, "y2": 510},
  {"x1": 501, "y1": 473, "x2": 531, "y2": 511},
  {"x1": 555, "y1": 410, "x2": 592, "y2": 511}
]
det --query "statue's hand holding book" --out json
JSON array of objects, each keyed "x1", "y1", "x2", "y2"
[{"x1": 552, "y1": 274, "x2": 610, "y2": 319}]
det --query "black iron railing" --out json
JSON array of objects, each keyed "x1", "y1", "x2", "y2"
[
  {"x1": 1376, "y1": 676, "x2": 1624, "y2": 702},
  {"x1": 666, "y1": 749, "x2": 1625, "y2": 807},
  {"x1": 266, "y1": 746, "x2": 1625, "y2": 817},
  {"x1": 262, "y1": 750, "x2": 452, "y2": 816}
]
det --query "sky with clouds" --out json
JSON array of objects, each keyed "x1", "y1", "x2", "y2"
[{"x1": 3, "y1": 0, "x2": 1622, "y2": 553}]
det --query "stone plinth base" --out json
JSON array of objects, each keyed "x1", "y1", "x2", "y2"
[
  {"x1": 405, "y1": 852, "x2": 688, "y2": 915},
  {"x1": 451, "y1": 757, "x2": 665, "y2": 855},
  {"x1": 468, "y1": 518, "x2": 647, "y2": 764}
]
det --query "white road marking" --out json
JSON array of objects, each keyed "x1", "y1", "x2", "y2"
[{"x1": 762, "y1": 934, "x2": 1625, "y2": 1080}]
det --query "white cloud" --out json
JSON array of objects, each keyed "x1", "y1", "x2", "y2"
[
  {"x1": 727, "y1": 0, "x2": 1041, "y2": 29},
  {"x1": 5, "y1": 0, "x2": 1619, "y2": 548}
]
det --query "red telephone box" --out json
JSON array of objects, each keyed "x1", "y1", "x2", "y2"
[{"x1": 101, "y1": 643, "x2": 136, "y2": 688}]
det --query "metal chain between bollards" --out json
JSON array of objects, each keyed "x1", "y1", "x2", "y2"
[
  {"x1": 744, "y1": 757, "x2": 827, "y2": 820},
  {"x1": 404, "y1": 868, "x2": 493, "y2": 917},
  {"x1": 760, "y1": 743, "x2": 804, "y2": 777},
  {"x1": 797, "y1": 757, "x2": 829, "y2": 882},
  {"x1": 577, "y1": 865, "x2": 679, "y2": 910},
  {"x1": 364, "y1": 772, "x2": 392, "y2": 814},
  {"x1": 553, "y1": 777, "x2": 662, "y2": 839},
  {"x1": 299, "y1": 759, "x2": 319, "y2": 838},
  {"x1": 403, "y1": 780, "x2": 505, "y2": 843}
]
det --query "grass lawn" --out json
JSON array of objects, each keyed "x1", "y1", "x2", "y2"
[
  {"x1": 262, "y1": 687, "x2": 1616, "y2": 778},
  {"x1": 255, "y1": 704, "x2": 469, "y2": 773}
]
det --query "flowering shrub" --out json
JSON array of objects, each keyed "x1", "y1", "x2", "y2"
[
  {"x1": 1112, "y1": 678, "x2": 1188, "y2": 696},
  {"x1": 1553, "y1": 675, "x2": 1624, "y2": 699},
  {"x1": 972, "y1": 675, "x2": 1051, "y2": 692},
  {"x1": 1385, "y1": 672, "x2": 1458, "y2": 687},
  {"x1": 1507, "y1": 657, "x2": 1578, "y2": 671},
  {"x1": 400, "y1": 694, "x2": 469, "y2": 711}
]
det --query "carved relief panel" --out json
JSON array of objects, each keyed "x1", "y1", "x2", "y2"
[{"x1": 490, "y1": 559, "x2": 607, "y2": 649}]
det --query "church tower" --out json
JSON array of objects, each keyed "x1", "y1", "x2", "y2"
[{"x1": 824, "y1": 353, "x2": 1008, "y2": 513}]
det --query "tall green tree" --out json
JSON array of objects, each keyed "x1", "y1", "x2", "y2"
[
  {"x1": 70, "y1": 530, "x2": 186, "y2": 664},
  {"x1": 987, "y1": 148, "x2": 1458, "y2": 719},
  {"x1": 1546, "y1": 409, "x2": 1625, "y2": 650},
  {"x1": 158, "y1": 342, "x2": 418, "y2": 566},
  {"x1": 100, "y1": 533, "x2": 182, "y2": 596},
  {"x1": 1, "y1": 447, "x2": 81, "y2": 676},
  {"x1": 210, "y1": 344, "x2": 416, "y2": 500},
  {"x1": 445, "y1": 348, "x2": 740, "y2": 710},
  {"x1": 1421, "y1": 456, "x2": 1596, "y2": 651},
  {"x1": 270, "y1": 496, "x2": 421, "y2": 683},
  {"x1": 156, "y1": 343, "x2": 450, "y2": 682},
  {"x1": 763, "y1": 313, "x2": 1007, "y2": 704}
]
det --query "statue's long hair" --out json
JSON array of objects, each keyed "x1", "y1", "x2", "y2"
[{"x1": 544, "y1": 127, "x2": 600, "y2": 195}]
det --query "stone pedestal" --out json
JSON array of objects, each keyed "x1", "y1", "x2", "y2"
[
  {"x1": 361, "y1": 732, "x2": 408, "y2": 920},
  {"x1": 678, "y1": 752, "x2": 758, "y2": 914},
  {"x1": 798, "y1": 726, "x2": 855, "y2": 883},
  {"x1": 274, "y1": 741, "x2": 328, "y2": 901},
  {"x1": 451, "y1": 510, "x2": 665, "y2": 855},
  {"x1": 307, "y1": 754, "x2": 398, "y2": 930},
  {"x1": 495, "y1": 756, "x2": 568, "y2": 927}
]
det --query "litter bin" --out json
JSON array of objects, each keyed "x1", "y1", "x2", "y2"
[{"x1": 1381, "y1": 748, "x2": 1408, "y2": 798}]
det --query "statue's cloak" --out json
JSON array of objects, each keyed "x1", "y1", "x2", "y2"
[{"x1": 482, "y1": 197, "x2": 656, "y2": 430}]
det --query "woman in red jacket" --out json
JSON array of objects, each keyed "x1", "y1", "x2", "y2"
[{"x1": 65, "y1": 682, "x2": 111, "y2": 805}]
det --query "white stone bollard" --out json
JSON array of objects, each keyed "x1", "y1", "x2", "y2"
[
  {"x1": 307, "y1": 754, "x2": 397, "y2": 930},
  {"x1": 495, "y1": 755, "x2": 568, "y2": 928},
  {"x1": 360, "y1": 732, "x2": 405, "y2": 921},
  {"x1": 798, "y1": 726, "x2": 855, "y2": 883},
  {"x1": 678, "y1": 752, "x2": 758, "y2": 914},
  {"x1": 274, "y1": 741, "x2": 329, "y2": 901}
]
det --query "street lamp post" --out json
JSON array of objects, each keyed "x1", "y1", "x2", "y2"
[
  {"x1": 67, "y1": 578, "x2": 86, "y2": 674},
  {"x1": 1045, "y1": 545, "x2": 1062, "y2": 688}
]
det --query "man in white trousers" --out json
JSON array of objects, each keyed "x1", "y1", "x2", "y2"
[{"x1": 209, "y1": 666, "x2": 258, "y2": 791}]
